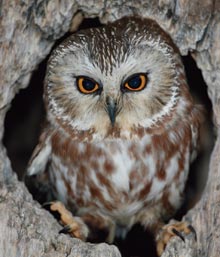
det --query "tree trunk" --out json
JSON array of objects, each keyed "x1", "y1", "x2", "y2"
[{"x1": 0, "y1": 0, "x2": 219, "y2": 256}]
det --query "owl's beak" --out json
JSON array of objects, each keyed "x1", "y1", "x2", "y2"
[{"x1": 106, "y1": 96, "x2": 117, "y2": 126}]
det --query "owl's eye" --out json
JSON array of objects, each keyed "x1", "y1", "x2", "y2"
[
  {"x1": 123, "y1": 73, "x2": 147, "y2": 92},
  {"x1": 77, "y1": 77, "x2": 100, "y2": 94}
]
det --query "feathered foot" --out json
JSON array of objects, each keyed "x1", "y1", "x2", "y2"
[
  {"x1": 46, "y1": 201, "x2": 89, "y2": 241},
  {"x1": 156, "y1": 220, "x2": 196, "y2": 256}
]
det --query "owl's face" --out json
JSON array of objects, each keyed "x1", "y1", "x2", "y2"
[{"x1": 46, "y1": 18, "x2": 181, "y2": 138}]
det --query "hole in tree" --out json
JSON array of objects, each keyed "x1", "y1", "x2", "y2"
[
  {"x1": 178, "y1": 56, "x2": 214, "y2": 216},
  {"x1": 3, "y1": 18, "x2": 214, "y2": 257},
  {"x1": 3, "y1": 60, "x2": 46, "y2": 180}
]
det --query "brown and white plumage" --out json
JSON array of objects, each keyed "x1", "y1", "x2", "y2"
[{"x1": 27, "y1": 17, "x2": 203, "y2": 254}]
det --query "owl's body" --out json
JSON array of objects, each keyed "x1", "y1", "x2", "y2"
[{"x1": 27, "y1": 17, "x2": 203, "y2": 250}]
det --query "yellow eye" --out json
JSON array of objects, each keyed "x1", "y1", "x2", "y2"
[
  {"x1": 77, "y1": 77, "x2": 100, "y2": 94},
  {"x1": 123, "y1": 73, "x2": 147, "y2": 92}
]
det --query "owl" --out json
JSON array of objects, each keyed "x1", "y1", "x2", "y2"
[{"x1": 27, "y1": 17, "x2": 203, "y2": 255}]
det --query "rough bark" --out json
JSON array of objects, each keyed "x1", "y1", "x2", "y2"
[{"x1": 0, "y1": 0, "x2": 219, "y2": 256}]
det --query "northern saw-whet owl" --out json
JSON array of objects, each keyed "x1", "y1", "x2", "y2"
[{"x1": 27, "y1": 17, "x2": 203, "y2": 255}]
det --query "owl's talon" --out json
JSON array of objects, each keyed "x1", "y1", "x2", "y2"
[
  {"x1": 42, "y1": 201, "x2": 62, "y2": 211},
  {"x1": 42, "y1": 201, "x2": 53, "y2": 207},
  {"x1": 188, "y1": 224, "x2": 197, "y2": 241},
  {"x1": 45, "y1": 201, "x2": 89, "y2": 241},
  {"x1": 156, "y1": 221, "x2": 196, "y2": 256},
  {"x1": 171, "y1": 228, "x2": 185, "y2": 242},
  {"x1": 58, "y1": 222, "x2": 88, "y2": 240},
  {"x1": 59, "y1": 225, "x2": 72, "y2": 234}
]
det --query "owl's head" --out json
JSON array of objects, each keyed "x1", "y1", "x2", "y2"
[{"x1": 46, "y1": 17, "x2": 187, "y2": 139}]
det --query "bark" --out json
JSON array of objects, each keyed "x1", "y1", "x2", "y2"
[{"x1": 0, "y1": 0, "x2": 219, "y2": 256}]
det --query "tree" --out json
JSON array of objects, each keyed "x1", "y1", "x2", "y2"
[{"x1": 0, "y1": 1, "x2": 219, "y2": 256}]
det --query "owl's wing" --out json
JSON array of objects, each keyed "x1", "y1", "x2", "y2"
[
  {"x1": 190, "y1": 104, "x2": 205, "y2": 163},
  {"x1": 27, "y1": 128, "x2": 52, "y2": 176}
]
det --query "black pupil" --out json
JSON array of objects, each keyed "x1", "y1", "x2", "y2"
[
  {"x1": 128, "y1": 75, "x2": 141, "y2": 89},
  {"x1": 82, "y1": 79, "x2": 96, "y2": 91}
]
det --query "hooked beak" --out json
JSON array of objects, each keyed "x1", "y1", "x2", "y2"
[{"x1": 106, "y1": 96, "x2": 117, "y2": 126}]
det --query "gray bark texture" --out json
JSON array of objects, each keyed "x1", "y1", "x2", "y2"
[{"x1": 0, "y1": 0, "x2": 219, "y2": 256}]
